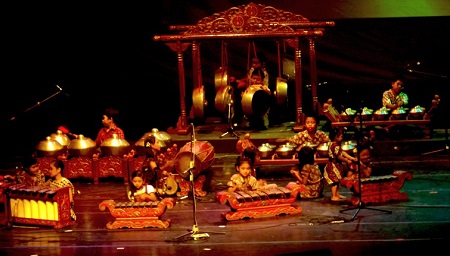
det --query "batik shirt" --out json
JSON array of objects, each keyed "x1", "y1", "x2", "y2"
[
  {"x1": 297, "y1": 164, "x2": 324, "y2": 199},
  {"x1": 50, "y1": 177, "x2": 76, "y2": 221},
  {"x1": 288, "y1": 130, "x2": 330, "y2": 148},
  {"x1": 227, "y1": 173, "x2": 258, "y2": 191},
  {"x1": 382, "y1": 89, "x2": 409, "y2": 107}
]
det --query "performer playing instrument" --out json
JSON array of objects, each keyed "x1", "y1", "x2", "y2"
[
  {"x1": 128, "y1": 170, "x2": 158, "y2": 202},
  {"x1": 4, "y1": 157, "x2": 45, "y2": 187},
  {"x1": 94, "y1": 107, "x2": 125, "y2": 147},
  {"x1": 289, "y1": 146, "x2": 325, "y2": 199},
  {"x1": 227, "y1": 155, "x2": 276, "y2": 193},
  {"x1": 275, "y1": 114, "x2": 330, "y2": 152},
  {"x1": 382, "y1": 75, "x2": 409, "y2": 110},
  {"x1": 46, "y1": 159, "x2": 77, "y2": 221}
]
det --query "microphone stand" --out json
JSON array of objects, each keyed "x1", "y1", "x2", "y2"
[
  {"x1": 220, "y1": 98, "x2": 238, "y2": 138},
  {"x1": 9, "y1": 85, "x2": 63, "y2": 121},
  {"x1": 173, "y1": 124, "x2": 224, "y2": 242},
  {"x1": 340, "y1": 109, "x2": 392, "y2": 221}
]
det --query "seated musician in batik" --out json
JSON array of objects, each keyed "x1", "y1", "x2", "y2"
[
  {"x1": 227, "y1": 155, "x2": 276, "y2": 193},
  {"x1": 47, "y1": 159, "x2": 77, "y2": 221},
  {"x1": 275, "y1": 114, "x2": 330, "y2": 152},
  {"x1": 4, "y1": 157, "x2": 45, "y2": 187},
  {"x1": 128, "y1": 170, "x2": 158, "y2": 202},
  {"x1": 346, "y1": 142, "x2": 373, "y2": 180},
  {"x1": 289, "y1": 146, "x2": 324, "y2": 199},
  {"x1": 382, "y1": 75, "x2": 408, "y2": 110}
]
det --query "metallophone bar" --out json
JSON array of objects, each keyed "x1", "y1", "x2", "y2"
[
  {"x1": 331, "y1": 120, "x2": 431, "y2": 138},
  {"x1": 215, "y1": 185, "x2": 303, "y2": 221},
  {"x1": 99, "y1": 197, "x2": 176, "y2": 229},
  {"x1": 6, "y1": 184, "x2": 75, "y2": 229}
]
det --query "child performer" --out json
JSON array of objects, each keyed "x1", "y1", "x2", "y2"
[
  {"x1": 4, "y1": 157, "x2": 45, "y2": 187},
  {"x1": 142, "y1": 135, "x2": 163, "y2": 186},
  {"x1": 127, "y1": 170, "x2": 158, "y2": 202},
  {"x1": 275, "y1": 114, "x2": 330, "y2": 152},
  {"x1": 227, "y1": 155, "x2": 276, "y2": 193},
  {"x1": 47, "y1": 159, "x2": 76, "y2": 221},
  {"x1": 346, "y1": 143, "x2": 373, "y2": 180},
  {"x1": 289, "y1": 146, "x2": 325, "y2": 199},
  {"x1": 324, "y1": 128, "x2": 357, "y2": 202}
]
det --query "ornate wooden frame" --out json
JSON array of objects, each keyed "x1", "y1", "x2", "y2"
[{"x1": 154, "y1": 2, "x2": 334, "y2": 134}]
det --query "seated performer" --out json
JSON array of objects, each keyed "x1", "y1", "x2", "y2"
[
  {"x1": 47, "y1": 159, "x2": 77, "y2": 221},
  {"x1": 128, "y1": 170, "x2": 158, "y2": 202},
  {"x1": 227, "y1": 155, "x2": 276, "y2": 193},
  {"x1": 289, "y1": 146, "x2": 325, "y2": 199},
  {"x1": 94, "y1": 107, "x2": 125, "y2": 147},
  {"x1": 4, "y1": 157, "x2": 45, "y2": 187},
  {"x1": 346, "y1": 142, "x2": 373, "y2": 180},
  {"x1": 142, "y1": 135, "x2": 163, "y2": 186},
  {"x1": 275, "y1": 113, "x2": 330, "y2": 152},
  {"x1": 239, "y1": 67, "x2": 272, "y2": 130},
  {"x1": 382, "y1": 75, "x2": 408, "y2": 110}
]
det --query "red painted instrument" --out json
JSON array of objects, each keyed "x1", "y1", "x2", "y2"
[
  {"x1": 99, "y1": 198, "x2": 175, "y2": 229},
  {"x1": 174, "y1": 141, "x2": 215, "y2": 178},
  {"x1": 215, "y1": 185, "x2": 302, "y2": 221},
  {"x1": 340, "y1": 171, "x2": 413, "y2": 205}
]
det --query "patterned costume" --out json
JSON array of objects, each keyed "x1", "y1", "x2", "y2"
[
  {"x1": 324, "y1": 142, "x2": 346, "y2": 185},
  {"x1": 293, "y1": 163, "x2": 324, "y2": 199},
  {"x1": 227, "y1": 173, "x2": 258, "y2": 191},
  {"x1": 382, "y1": 89, "x2": 409, "y2": 108},
  {"x1": 16, "y1": 170, "x2": 45, "y2": 187},
  {"x1": 50, "y1": 177, "x2": 76, "y2": 221},
  {"x1": 288, "y1": 130, "x2": 330, "y2": 150}
]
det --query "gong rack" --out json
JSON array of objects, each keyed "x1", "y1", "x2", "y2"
[{"x1": 153, "y1": 2, "x2": 334, "y2": 135}]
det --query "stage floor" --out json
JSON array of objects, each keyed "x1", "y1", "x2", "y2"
[{"x1": 0, "y1": 123, "x2": 449, "y2": 256}]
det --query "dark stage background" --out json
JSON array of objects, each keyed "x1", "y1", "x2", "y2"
[{"x1": 1, "y1": 1, "x2": 449, "y2": 167}]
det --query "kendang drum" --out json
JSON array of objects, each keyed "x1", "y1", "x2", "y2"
[
  {"x1": 174, "y1": 141, "x2": 215, "y2": 179},
  {"x1": 241, "y1": 85, "x2": 271, "y2": 116}
]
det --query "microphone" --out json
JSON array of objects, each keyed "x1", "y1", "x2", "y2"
[{"x1": 56, "y1": 84, "x2": 70, "y2": 97}]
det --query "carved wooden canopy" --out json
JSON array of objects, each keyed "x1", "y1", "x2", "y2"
[{"x1": 155, "y1": 2, "x2": 333, "y2": 41}]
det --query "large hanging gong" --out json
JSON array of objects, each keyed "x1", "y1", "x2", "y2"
[
  {"x1": 274, "y1": 39, "x2": 288, "y2": 105},
  {"x1": 214, "y1": 85, "x2": 234, "y2": 114},
  {"x1": 192, "y1": 85, "x2": 207, "y2": 118},
  {"x1": 214, "y1": 41, "x2": 228, "y2": 92}
]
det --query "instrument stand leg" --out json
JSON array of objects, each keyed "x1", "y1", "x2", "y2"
[
  {"x1": 220, "y1": 102, "x2": 238, "y2": 138},
  {"x1": 171, "y1": 170, "x2": 225, "y2": 243},
  {"x1": 340, "y1": 113, "x2": 392, "y2": 221},
  {"x1": 421, "y1": 127, "x2": 449, "y2": 156}
]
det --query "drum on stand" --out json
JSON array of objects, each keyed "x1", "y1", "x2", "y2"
[
  {"x1": 241, "y1": 85, "x2": 270, "y2": 116},
  {"x1": 174, "y1": 141, "x2": 215, "y2": 179}
]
